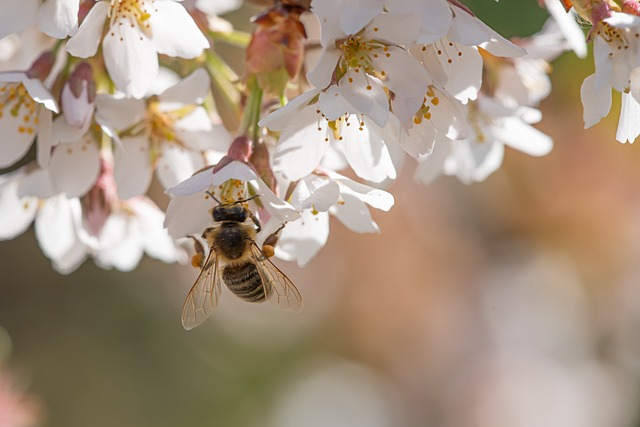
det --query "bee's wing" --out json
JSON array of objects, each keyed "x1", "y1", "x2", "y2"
[
  {"x1": 250, "y1": 243, "x2": 303, "y2": 312},
  {"x1": 181, "y1": 250, "x2": 222, "y2": 330}
]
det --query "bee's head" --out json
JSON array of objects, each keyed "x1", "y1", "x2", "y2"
[{"x1": 212, "y1": 203, "x2": 247, "y2": 222}]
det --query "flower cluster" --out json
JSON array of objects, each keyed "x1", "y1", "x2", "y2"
[
  {"x1": 558, "y1": 0, "x2": 640, "y2": 143},
  {"x1": 0, "y1": 0, "x2": 581, "y2": 273}
]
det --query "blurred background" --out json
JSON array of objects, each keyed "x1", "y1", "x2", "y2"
[{"x1": 2, "y1": 1, "x2": 640, "y2": 426}]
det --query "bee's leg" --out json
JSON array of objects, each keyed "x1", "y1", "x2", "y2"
[
  {"x1": 262, "y1": 222, "x2": 287, "y2": 258},
  {"x1": 188, "y1": 235, "x2": 206, "y2": 269}
]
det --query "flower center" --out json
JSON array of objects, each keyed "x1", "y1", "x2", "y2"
[
  {"x1": 146, "y1": 101, "x2": 196, "y2": 147},
  {"x1": 467, "y1": 102, "x2": 489, "y2": 144},
  {"x1": 596, "y1": 22, "x2": 636, "y2": 55},
  {"x1": 413, "y1": 86, "x2": 440, "y2": 125},
  {"x1": 336, "y1": 33, "x2": 388, "y2": 79},
  {"x1": 0, "y1": 83, "x2": 38, "y2": 135},
  {"x1": 108, "y1": 0, "x2": 155, "y2": 36}
]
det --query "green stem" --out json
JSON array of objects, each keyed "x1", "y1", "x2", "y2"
[
  {"x1": 241, "y1": 75, "x2": 264, "y2": 144},
  {"x1": 209, "y1": 30, "x2": 252, "y2": 47},
  {"x1": 205, "y1": 51, "x2": 242, "y2": 130}
]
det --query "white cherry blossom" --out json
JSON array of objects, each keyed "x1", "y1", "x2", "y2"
[
  {"x1": 411, "y1": 4, "x2": 526, "y2": 104},
  {"x1": 66, "y1": 0, "x2": 210, "y2": 98},
  {"x1": 394, "y1": 84, "x2": 468, "y2": 158},
  {"x1": 308, "y1": 6, "x2": 429, "y2": 127},
  {"x1": 415, "y1": 96, "x2": 553, "y2": 185},
  {"x1": 276, "y1": 170, "x2": 394, "y2": 266},
  {"x1": 0, "y1": 70, "x2": 57, "y2": 168},
  {"x1": 0, "y1": 160, "x2": 184, "y2": 273},
  {"x1": 260, "y1": 87, "x2": 401, "y2": 183},
  {"x1": 95, "y1": 69, "x2": 231, "y2": 199},
  {"x1": 580, "y1": 12, "x2": 640, "y2": 143}
]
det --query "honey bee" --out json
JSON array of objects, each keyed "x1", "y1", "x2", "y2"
[{"x1": 181, "y1": 194, "x2": 303, "y2": 330}]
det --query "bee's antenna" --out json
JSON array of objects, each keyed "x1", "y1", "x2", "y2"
[
  {"x1": 205, "y1": 191, "x2": 222, "y2": 204},
  {"x1": 235, "y1": 194, "x2": 260, "y2": 204}
]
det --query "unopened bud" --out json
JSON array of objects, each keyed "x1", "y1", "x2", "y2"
[
  {"x1": 62, "y1": 62, "x2": 96, "y2": 129},
  {"x1": 214, "y1": 135, "x2": 253, "y2": 172},
  {"x1": 82, "y1": 150, "x2": 118, "y2": 237},
  {"x1": 249, "y1": 141, "x2": 277, "y2": 191},
  {"x1": 246, "y1": 4, "x2": 307, "y2": 95},
  {"x1": 25, "y1": 51, "x2": 55, "y2": 81},
  {"x1": 623, "y1": 1, "x2": 640, "y2": 15}
]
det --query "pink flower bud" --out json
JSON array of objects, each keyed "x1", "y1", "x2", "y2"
[
  {"x1": 623, "y1": 1, "x2": 640, "y2": 15},
  {"x1": 214, "y1": 135, "x2": 253, "y2": 173},
  {"x1": 82, "y1": 150, "x2": 118, "y2": 237},
  {"x1": 25, "y1": 51, "x2": 55, "y2": 81},
  {"x1": 61, "y1": 62, "x2": 96, "y2": 130},
  {"x1": 250, "y1": 141, "x2": 277, "y2": 192}
]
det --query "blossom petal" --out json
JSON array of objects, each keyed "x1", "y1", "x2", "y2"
[
  {"x1": 414, "y1": 133, "x2": 452, "y2": 184},
  {"x1": 364, "y1": 12, "x2": 420, "y2": 46},
  {"x1": 338, "y1": 70, "x2": 389, "y2": 127},
  {"x1": 331, "y1": 193, "x2": 379, "y2": 233},
  {"x1": 580, "y1": 73, "x2": 612, "y2": 129},
  {"x1": 49, "y1": 137, "x2": 101, "y2": 197},
  {"x1": 404, "y1": 121, "x2": 436, "y2": 158},
  {"x1": 277, "y1": 209, "x2": 329, "y2": 267},
  {"x1": 52, "y1": 236, "x2": 87, "y2": 274},
  {"x1": 102, "y1": 22, "x2": 158, "y2": 98},
  {"x1": 37, "y1": 0, "x2": 79, "y2": 39},
  {"x1": 387, "y1": 0, "x2": 452, "y2": 44},
  {"x1": 307, "y1": 47, "x2": 341, "y2": 89},
  {"x1": 130, "y1": 197, "x2": 184, "y2": 263},
  {"x1": 496, "y1": 118, "x2": 553, "y2": 156},
  {"x1": 0, "y1": 0, "x2": 38, "y2": 39},
  {"x1": 332, "y1": 173, "x2": 394, "y2": 211},
  {"x1": 448, "y1": 5, "x2": 525, "y2": 57},
  {"x1": 0, "y1": 107, "x2": 36, "y2": 168},
  {"x1": 260, "y1": 89, "x2": 320, "y2": 130},
  {"x1": 35, "y1": 194, "x2": 78, "y2": 261},
  {"x1": 160, "y1": 68, "x2": 210, "y2": 104},
  {"x1": 164, "y1": 192, "x2": 213, "y2": 237},
  {"x1": 150, "y1": 1, "x2": 210, "y2": 59},
  {"x1": 156, "y1": 142, "x2": 205, "y2": 190},
  {"x1": 371, "y1": 46, "x2": 429, "y2": 99},
  {"x1": 445, "y1": 139, "x2": 504, "y2": 184},
  {"x1": 339, "y1": 0, "x2": 383, "y2": 36},
  {"x1": 616, "y1": 92, "x2": 640, "y2": 143},
  {"x1": 17, "y1": 167, "x2": 56, "y2": 199},
  {"x1": 94, "y1": 215, "x2": 144, "y2": 272},
  {"x1": 66, "y1": 1, "x2": 108, "y2": 58},
  {"x1": 95, "y1": 94, "x2": 145, "y2": 131},
  {"x1": 254, "y1": 178, "x2": 300, "y2": 222},
  {"x1": 0, "y1": 172, "x2": 37, "y2": 240},
  {"x1": 542, "y1": 0, "x2": 586, "y2": 58},
  {"x1": 22, "y1": 78, "x2": 59, "y2": 113},
  {"x1": 273, "y1": 105, "x2": 332, "y2": 181},
  {"x1": 290, "y1": 175, "x2": 340, "y2": 211},
  {"x1": 175, "y1": 108, "x2": 232, "y2": 152},
  {"x1": 319, "y1": 85, "x2": 352, "y2": 121},
  {"x1": 340, "y1": 115, "x2": 396, "y2": 182},
  {"x1": 434, "y1": 41, "x2": 482, "y2": 103},
  {"x1": 114, "y1": 136, "x2": 153, "y2": 199}
]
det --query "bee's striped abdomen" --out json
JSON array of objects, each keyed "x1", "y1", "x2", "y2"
[{"x1": 222, "y1": 262, "x2": 266, "y2": 302}]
